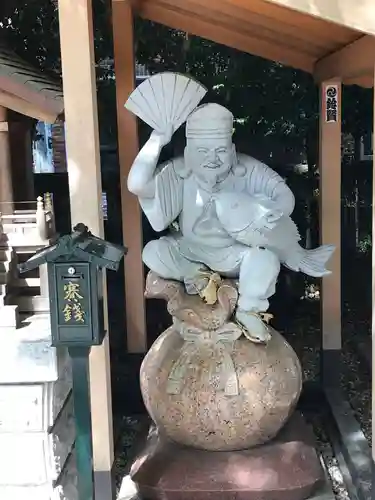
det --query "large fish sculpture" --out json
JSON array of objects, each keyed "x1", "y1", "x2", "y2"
[{"x1": 214, "y1": 191, "x2": 334, "y2": 278}]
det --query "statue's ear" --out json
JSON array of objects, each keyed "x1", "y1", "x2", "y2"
[
  {"x1": 231, "y1": 144, "x2": 246, "y2": 177},
  {"x1": 176, "y1": 146, "x2": 191, "y2": 179},
  {"x1": 231, "y1": 143, "x2": 237, "y2": 165},
  {"x1": 183, "y1": 145, "x2": 190, "y2": 165}
]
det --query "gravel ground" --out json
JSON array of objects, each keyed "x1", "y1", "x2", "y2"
[
  {"x1": 280, "y1": 296, "x2": 371, "y2": 442},
  {"x1": 113, "y1": 416, "x2": 144, "y2": 495},
  {"x1": 282, "y1": 296, "x2": 371, "y2": 499},
  {"x1": 342, "y1": 306, "x2": 372, "y2": 442},
  {"x1": 112, "y1": 296, "x2": 371, "y2": 500},
  {"x1": 306, "y1": 410, "x2": 350, "y2": 500}
]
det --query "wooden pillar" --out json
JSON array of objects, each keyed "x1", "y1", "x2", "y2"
[
  {"x1": 112, "y1": 0, "x2": 147, "y2": 353},
  {"x1": 8, "y1": 120, "x2": 35, "y2": 203},
  {"x1": 372, "y1": 67, "x2": 375, "y2": 466},
  {"x1": 319, "y1": 81, "x2": 342, "y2": 387},
  {"x1": 57, "y1": 1, "x2": 114, "y2": 498},
  {"x1": 23, "y1": 125, "x2": 35, "y2": 200},
  {"x1": 0, "y1": 106, "x2": 13, "y2": 214}
]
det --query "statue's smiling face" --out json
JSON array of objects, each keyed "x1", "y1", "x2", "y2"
[{"x1": 186, "y1": 137, "x2": 233, "y2": 188}]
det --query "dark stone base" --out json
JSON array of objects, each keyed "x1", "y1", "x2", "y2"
[{"x1": 130, "y1": 412, "x2": 324, "y2": 500}]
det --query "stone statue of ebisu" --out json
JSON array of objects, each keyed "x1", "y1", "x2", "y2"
[{"x1": 125, "y1": 72, "x2": 334, "y2": 343}]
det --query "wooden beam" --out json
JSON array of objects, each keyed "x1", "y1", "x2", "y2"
[
  {"x1": 0, "y1": 106, "x2": 13, "y2": 214},
  {"x1": 344, "y1": 74, "x2": 374, "y2": 88},
  {"x1": 314, "y1": 35, "x2": 375, "y2": 83},
  {"x1": 57, "y1": 1, "x2": 114, "y2": 498},
  {"x1": 8, "y1": 121, "x2": 35, "y2": 202},
  {"x1": 148, "y1": 0, "x2": 322, "y2": 56},
  {"x1": 318, "y1": 81, "x2": 342, "y2": 387},
  {"x1": 0, "y1": 89, "x2": 59, "y2": 123},
  {"x1": 372, "y1": 64, "x2": 375, "y2": 467},
  {"x1": 216, "y1": 0, "x2": 359, "y2": 45},
  {"x1": 262, "y1": 0, "x2": 375, "y2": 36},
  {"x1": 0, "y1": 121, "x2": 8, "y2": 132},
  {"x1": 137, "y1": 1, "x2": 314, "y2": 72},
  {"x1": 112, "y1": 0, "x2": 147, "y2": 353}
]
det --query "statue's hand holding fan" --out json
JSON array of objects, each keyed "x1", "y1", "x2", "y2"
[{"x1": 124, "y1": 72, "x2": 208, "y2": 145}]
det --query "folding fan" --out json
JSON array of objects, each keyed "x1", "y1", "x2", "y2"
[{"x1": 124, "y1": 72, "x2": 207, "y2": 134}]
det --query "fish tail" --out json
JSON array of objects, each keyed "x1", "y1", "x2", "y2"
[{"x1": 297, "y1": 245, "x2": 335, "y2": 277}]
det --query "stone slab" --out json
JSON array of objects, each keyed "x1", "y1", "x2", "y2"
[
  {"x1": 0, "y1": 360, "x2": 71, "y2": 433},
  {"x1": 0, "y1": 450, "x2": 78, "y2": 500},
  {"x1": 0, "y1": 395, "x2": 75, "y2": 485},
  {"x1": 0, "y1": 313, "x2": 69, "y2": 384},
  {"x1": 0, "y1": 305, "x2": 19, "y2": 328},
  {"x1": 118, "y1": 477, "x2": 335, "y2": 500},
  {"x1": 131, "y1": 412, "x2": 324, "y2": 500},
  {"x1": 54, "y1": 451, "x2": 78, "y2": 500},
  {"x1": 325, "y1": 388, "x2": 372, "y2": 500}
]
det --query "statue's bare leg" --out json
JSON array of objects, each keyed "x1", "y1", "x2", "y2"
[
  {"x1": 142, "y1": 237, "x2": 214, "y2": 297},
  {"x1": 235, "y1": 247, "x2": 280, "y2": 343}
]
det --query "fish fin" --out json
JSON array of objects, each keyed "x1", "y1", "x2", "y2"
[
  {"x1": 299, "y1": 245, "x2": 335, "y2": 277},
  {"x1": 283, "y1": 259, "x2": 301, "y2": 272}
]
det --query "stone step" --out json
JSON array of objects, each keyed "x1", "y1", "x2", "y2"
[
  {"x1": 0, "y1": 314, "x2": 70, "y2": 388},
  {"x1": 0, "y1": 284, "x2": 10, "y2": 296},
  {"x1": 0, "y1": 378, "x2": 72, "y2": 434},
  {"x1": 0, "y1": 271, "x2": 10, "y2": 285},
  {"x1": 0, "y1": 248, "x2": 12, "y2": 262},
  {"x1": 8, "y1": 246, "x2": 43, "y2": 254},
  {"x1": 6, "y1": 294, "x2": 50, "y2": 313},
  {"x1": 0, "y1": 450, "x2": 78, "y2": 500},
  {"x1": 0, "y1": 344, "x2": 71, "y2": 429},
  {"x1": 4, "y1": 234, "x2": 50, "y2": 248},
  {"x1": 0, "y1": 305, "x2": 19, "y2": 328},
  {"x1": 0, "y1": 261, "x2": 11, "y2": 273},
  {"x1": 0, "y1": 395, "x2": 75, "y2": 486},
  {"x1": 13, "y1": 276, "x2": 40, "y2": 287}
]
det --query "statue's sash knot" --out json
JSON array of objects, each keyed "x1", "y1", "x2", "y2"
[{"x1": 166, "y1": 320, "x2": 243, "y2": 397}]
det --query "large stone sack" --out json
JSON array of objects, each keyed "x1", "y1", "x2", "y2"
[{"x1": 140, "y1": 324, "x2": 302, "y2": 451}]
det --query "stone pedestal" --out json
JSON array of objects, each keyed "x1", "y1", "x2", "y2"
[
  {"x1": 134, "y1": 272, "x2": 324, "y2": 500},
  {"x1": 131, "y1": 413, "x2": 324, "y2": 500},
  {"x1": 0, "y1": 313, "x2": 77, "y2": 500},
  {"x1": 141, "y1": 273, "x2": 302, "y2": 451}
]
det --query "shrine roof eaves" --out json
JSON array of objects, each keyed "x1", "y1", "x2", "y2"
[
  {"x1": 0, "y1": 43, "x2": 64, "y2": 123},
  {"x1": 133, "y1": 0, "x2": 375, "y2": 87}
]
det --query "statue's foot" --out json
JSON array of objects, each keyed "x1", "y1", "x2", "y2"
[
  {"x1": 235, "y1": 310, "x2": 272, "y2": 344},
  {"x1": 200, "y1": 272, "x2": 222, "y2": 305},
  {"x1": 184, "y1": 270, "x2": 222, "y2": 305},
  {"x1": 184, "y1": 272, "x2": 208, "y2": 296}
]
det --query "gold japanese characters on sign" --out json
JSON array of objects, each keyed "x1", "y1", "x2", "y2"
[{"x1": 63, "y1": 281, "x2": 85, "y2": 323}]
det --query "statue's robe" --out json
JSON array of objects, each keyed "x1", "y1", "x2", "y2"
[{"x1": 139, "y1": 153, "x2": 295, "y2": 275}]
